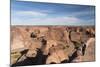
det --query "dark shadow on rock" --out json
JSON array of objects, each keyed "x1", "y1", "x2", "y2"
[
  {"x1": 11, "y1": 49, "x2": 48, "y2": 67},
  {"x1": 67, "y1": 51, "x2": 78, "y2": 63}
]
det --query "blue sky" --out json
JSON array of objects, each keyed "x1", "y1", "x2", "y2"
[{"x1": 11, "y1": 0, "x2": 95, "y2": 26}]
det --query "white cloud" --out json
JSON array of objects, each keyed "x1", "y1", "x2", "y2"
[
  {"x1": 12, "y1": 10, "x2": 94, "y2": 26},
  {"x1": 16, "y1": 11, "x2": 48, "y2": 17},
  {"x1": 65, "y1": 10, "x2": 94, "y2": 17},
  {"x1": 12, "y1": 16, "x2": 88, "y2": 25},
  {"x1": 32, "y1": 17, "x2": 82, "y2": 23}
]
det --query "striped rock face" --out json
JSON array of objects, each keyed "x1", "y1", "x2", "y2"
[
  {"x1": 25, "y1": 39, "x2": 43, "y2": 57},
  {"x1": 86, "y1": 38, "x2": 95, "y2": 47},
  {"x1": 11, "y1": 27, "x2": 27, "y2": 64},
  {"x1": 11, "y1": 27, "x2": 26, "y2": 51},
  {"x1": 46, "y1": 45, "x2": 69, "y2": 64},
  {"x1": 26, "y1": 49, "x2": 37, "y2": 57}
]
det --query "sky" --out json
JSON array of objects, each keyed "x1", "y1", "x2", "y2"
[{"x1": 11, "y1": 0, "x2": 95, "y2": 26}]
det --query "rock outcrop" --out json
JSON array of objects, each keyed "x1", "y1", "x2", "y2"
[{"x1": 11, "y1": 26, "x2": 95, "y2": 66}]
